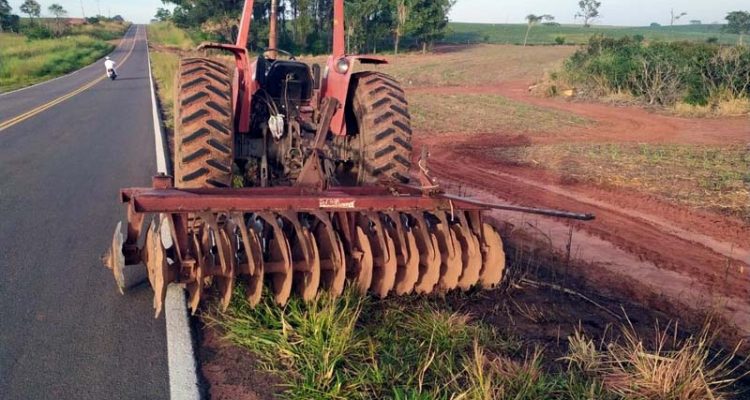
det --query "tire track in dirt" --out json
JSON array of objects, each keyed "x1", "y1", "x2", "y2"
[{"x1": 409, "y1": 82, "x2": 750, "y2": 146}]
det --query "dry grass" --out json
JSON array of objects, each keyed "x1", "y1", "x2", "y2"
[
  {"x1": 565, "y1": 323, "x2": 748, "y2": 400},
  {"x1": 674, "y1": 98, "x2": 750, "y2": 118},
  {"x1": 148, "y1": 51, "x2": 180, "y2": 130},
  {"x1": 490, "y1": 143, "x2": 750, "y2": 220},
  {"x1": 409, "y1": 92, "x2": 590, "y2": 136},
  {"x1": 147, "y1": 22, "x2": 196, "y2": 50},
  {"x1": 348, "y1": 44, "x2": 575, "y2": 89}
]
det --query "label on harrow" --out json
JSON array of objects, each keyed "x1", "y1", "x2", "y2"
[{"x1": 319, "y1": 198, "x2": 356, "y2": 209}]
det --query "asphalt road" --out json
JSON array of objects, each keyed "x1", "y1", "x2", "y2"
[{"x1": 0, "y1": 25, "x2": 169, "y2": 399}]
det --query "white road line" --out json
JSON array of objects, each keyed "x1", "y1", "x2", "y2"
[
  {"x1": 145, "y1": 29, "x2": 201, "y2": 400},
  {"x1": 0, "y1": 25, "x2": 137, "y2": 97}
]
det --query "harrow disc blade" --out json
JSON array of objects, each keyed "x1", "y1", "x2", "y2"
[
  {"x1": 349, "y1": 225, "x2": 373, "y2": 295},
  {"x1": 395, "y1": 229, "x2": 420, "y2": 295},
  {"x1": 433, "y1": 213, "x2": 463, "y2": 292},
  {"x1": 453, "y1": 224, "x2": 482, "y2": 290},
  {"x1": 144, "y1": 220, "x2": 170, "y2": 318},
  {"x1": 311, "y1": 212, "x2": 346, "y2": 297},
  {"x1": 215, "y1": 225, "x2": 237, "y2": 311},
  {"x1": 280, "y1": 213, "x2": 321, "y2": 302},
  {"x1": 258, "y1": 214, "x2": 293, "y2": 305},
  {"x1": 411, "y1": 213, "x2": 440, "y2": 294},
  {"x1": 230, "y1": 213, "x2": 264, "y2": 307},
  {"x1": 363, "y1": 214, "x2": 397, "y2": 299},
  {"x1": 186, "y1": 231, "x2": 206, "y2": 314},
  {"x1": 479, "y1": 223, "x2": 506, "y2": 288},
  {"x1": 106, "y1": 221, "x2": 127, "y2": 294}
]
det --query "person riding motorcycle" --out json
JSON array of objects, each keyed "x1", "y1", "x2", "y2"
[{"x1": 104, "y1": 56, "x2": 117, "y2": 79}]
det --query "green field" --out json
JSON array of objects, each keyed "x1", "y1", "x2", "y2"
[
  {"x1": 444, "y1": 23, "x2": 742, "y2": 45},
  {"x1": 0, "y1": 21, "x2": 129, "y2": 92}
]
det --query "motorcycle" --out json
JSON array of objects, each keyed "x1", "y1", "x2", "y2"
[{"x1": 107, "y1": 68, "x2": 117, "y2": 80}]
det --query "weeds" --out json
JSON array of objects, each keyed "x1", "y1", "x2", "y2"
[
  {"x1": 490, "y1": 143, "x2": 750, "y2": 220},
  {"x1": 147, "y1": 22, "x2": 196, "y2": 50},
  {"x1": 206, "y1": 285, "x2": 747, "y2": 399}
]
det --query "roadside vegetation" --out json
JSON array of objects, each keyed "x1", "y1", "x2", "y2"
[
  {"x1": 546, "y1": 35, "x2": 750, "y2": 116},
  {"x1": 0, "y1": 11, "x2": 129, "y2": 92},
  {"x1": 147, "y1": 21, "x2": 196, "y2": 50},
  {"x1": 206, "y1": 286, "x2": 747, "y2": 399}
]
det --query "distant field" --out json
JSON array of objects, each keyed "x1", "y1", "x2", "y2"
[{"x1": 443, "y1": 22, "x2": 742, "y2": 45}]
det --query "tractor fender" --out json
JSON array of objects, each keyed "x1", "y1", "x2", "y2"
[{"x1": 322, "y1": 55, "x2": 388, "y2": 136}]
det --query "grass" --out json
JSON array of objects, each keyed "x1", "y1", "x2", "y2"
[
  {"x1": 0, "y1": 22, "x2": 128, "y2": 92},
  {"x1": 206, "y1": 288, "x2": 746, "y2": 399},
  {"x1": 444, "y1": 22, "x2": 744, "y2": 46},
  {"x1": 147, "y1": 22, "x2": 196, "y2": 50},
  {"x1": 371, "y1": 44, "x2": 574, "y2": 88},
  {"x1": 409, "y1": 93, "x2": 590, "y2": 135},
  {"x1": 148, "y1": 51, "x2": 180, "y2": 130},
  {"x1": 490, "y1": 143, "x2": 750, "y2": 220}
]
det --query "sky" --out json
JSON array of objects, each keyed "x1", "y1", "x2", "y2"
[{"x1": 7, "y1": 0, "x2": 749, "y2": 25}]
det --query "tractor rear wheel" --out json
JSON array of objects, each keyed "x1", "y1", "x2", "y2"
[
  {"x1": 350, "y1": 72, "x2": 413, "y2": 184},
  {"x1": 174, "y1": 58, "x2": 234, "y2": 189}
]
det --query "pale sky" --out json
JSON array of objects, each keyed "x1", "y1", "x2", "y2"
[{"x1": 8, "y1": 0, "x2": 749, "y2": 25}]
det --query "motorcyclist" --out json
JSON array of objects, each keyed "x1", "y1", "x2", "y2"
[{"x1": 104, "y1": 56, "x2": 117, "y2": 79}]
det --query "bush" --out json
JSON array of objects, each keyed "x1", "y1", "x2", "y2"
[
  {"x1": 554, "y1": 36, "x2": 566, "y2": 45},
  {"x1": 565, "y1": 35, "x2": 750, "y2": 108},
  {"x1": 23, "y1": 25, "x2": 54, "y2": 40}
]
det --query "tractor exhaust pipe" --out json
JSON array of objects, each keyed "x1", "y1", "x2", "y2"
[{"x1": 268, "y1": 0, "x2": 278, "y2": 58}]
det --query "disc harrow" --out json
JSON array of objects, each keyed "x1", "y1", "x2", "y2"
[{"x1": 104, "y1": 177, "x2": 593, "y2": 317}]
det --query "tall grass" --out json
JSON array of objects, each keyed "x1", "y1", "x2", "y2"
[
  {"x1": 0, "y1": 33, "x2": 114, "y2": 91},
  {"x1": 147, "y1": 22, "x2": 196, "y2": 50},
  {"x1": 149, "y1": 51, "x2": 180, "y2": 130},
  {"x1": 206, "y1": 289, "x2": 746, "y2": 399}
]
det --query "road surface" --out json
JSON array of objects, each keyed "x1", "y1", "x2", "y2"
[{"x1": 0, "y1": 25, "x2": 170, "y2": 399}]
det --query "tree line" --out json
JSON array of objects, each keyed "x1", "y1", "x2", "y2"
[{"x1": 156, "y1": 0, "x2": 455, "y2": 55}]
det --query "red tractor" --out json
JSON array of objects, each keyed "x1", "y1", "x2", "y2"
[{"x1": 105, "y1": 0, "x2": 593, "y2": 316}]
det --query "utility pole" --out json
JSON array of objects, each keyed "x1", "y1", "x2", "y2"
[
  {"x1": 97, "y1": 0, "x2": 101, "y2": 17},
  {"x1": 80, "y1": 0, "x2": 86, "y2": 18}
]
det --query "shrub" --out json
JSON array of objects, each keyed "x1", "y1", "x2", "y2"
[
  {"x1": 554, "y1": 36, "x2": 566, "y2": 45},
  {"x1": 565, "y1": 35, "x2": 750, "y2": 108}
]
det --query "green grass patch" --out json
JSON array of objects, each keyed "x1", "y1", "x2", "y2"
[
  {"x1": 206, "y1": 288, "x2": 746, "y2": 399},
  {"x1": 147, "y1": 22, "x2": 196, "y2": 50},
  {"x1": 0, "y1": 33, "x2": 115, "y2": 92},
  {"x1": 445, "y1": 23, "x2": 743, "y2": 46},
  {"x1": 491, "y1": 143, "x2": 750, "y2": 220},
  {"x1": 409, "y1": 93, "x2": 590, "y2": 135},
  {"x1": 149, "y1": 51, "x2": 180, "y2": 130}
]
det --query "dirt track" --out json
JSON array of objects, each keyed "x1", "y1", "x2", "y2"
[{"x1": 410, "y1": 83, "x2": 750, "y2": 343}]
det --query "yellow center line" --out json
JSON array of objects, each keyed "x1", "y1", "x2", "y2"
[{"x1": 0, "y1": 25, "x2": 142, "y2": 133}]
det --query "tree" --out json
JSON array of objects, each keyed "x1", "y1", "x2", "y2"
[
  {"x1": 575, "y1": 0, "x2": 601, "y2": 28},
  {"x1": 48, "y1": 3, "x2": 67, "y2": 33},
  {"x1": 155, "y1": 8, "x2": 172, "y2": 22},
  {"x1": 20, "y1": 0, "x2": 41, "y2": 25},
  {"x1": 524, "y1": 14, "x2": 553, "y2": 46},
  {"x1": 0, "y1": 0, "x2": 14, "y2": 32},
  {"x1": 689, "y1": 20, "x2": 701, "y2": 25},
  {"x1": 407, "y1": 0, "x2": 456, "y2": 53},
  {"x1": 392, "y1": 0, "x2": 411, "y2": 54},
  {"x1": 670, "y1": 9, "x2": 687, "y2": 26},
  {"x1": 725, "y1": 11, "x2": 750, "y2": 45}
]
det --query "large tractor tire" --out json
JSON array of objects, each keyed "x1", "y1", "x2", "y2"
[
  {"x1": 174, "y1": 58, "x2": 234, "y2": 189},
  {"x1": 350, "y1": 72, "x2": 413, "y2": 184}
]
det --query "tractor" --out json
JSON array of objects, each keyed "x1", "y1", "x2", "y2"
[{"x1": 105, "y1": 0, "x2": 593, "y2": 316}]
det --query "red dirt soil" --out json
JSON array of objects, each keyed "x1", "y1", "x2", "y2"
[
  {"x1": 412, "y1": 81, "x2": 750, "y2": 146},
  {"x1": 410, "y1": 83, "x2": 750, "y2": 344}
]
